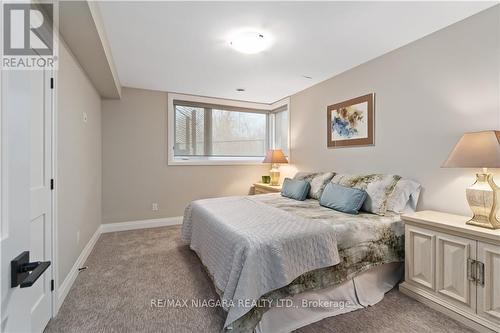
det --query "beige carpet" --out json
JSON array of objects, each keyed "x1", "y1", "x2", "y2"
[{"x1": 45, "y1": 225, "x2": 475, "y2": 333}]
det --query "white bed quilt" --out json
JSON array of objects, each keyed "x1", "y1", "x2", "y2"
[{"x1": 181, "y1": 196, "x2": 340, "y2": 329}]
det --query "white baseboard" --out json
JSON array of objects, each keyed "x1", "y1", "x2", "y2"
[
  {"x1": 56, "y1": 226, "x2": 101, "y2": 313},
  {"x1": 100, "y1": 216, "x2": 183, "y2": 233},
  {"x1": 55, "y1": 216, "x2": 183, "y2": 314}
]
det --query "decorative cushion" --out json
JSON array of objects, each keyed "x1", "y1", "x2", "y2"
[
  {"x1": 386, "y1": 178, "x2": 421, "y2": 213},
  {"x1": 281, "y1": 178, "x2": 311, "y2": 201},
  {"x1": 293, "y1": 171, "x2": 335, "y2": 199},
  {"x1": 319, "y1": 183, "x2": 367, "y2": 214},
  {"x1": 331, "y1": 174, "x2": 401, "y2": 215}
]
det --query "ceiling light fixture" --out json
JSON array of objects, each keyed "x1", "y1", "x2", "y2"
[{"x1": 230, "y1": 31, "x2": 270, "y2": 54}]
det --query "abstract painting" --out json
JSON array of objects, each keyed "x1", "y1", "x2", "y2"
[{"x1": 327, "y1": 93, "x2": 374, "y2": 148}]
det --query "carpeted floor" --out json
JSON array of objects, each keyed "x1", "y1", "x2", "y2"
[{"x1": 45, "y1": 226, "x2": 475, "y2": 333}]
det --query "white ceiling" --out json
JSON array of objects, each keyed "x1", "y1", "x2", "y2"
[{"x1": 98, "y1": 1, "x2": 496, "y2": 103}]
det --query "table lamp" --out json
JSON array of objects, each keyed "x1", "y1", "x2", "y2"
[
  {"x1": 443, "y1": 130, "x2": 500, "y2": 229},
  {"x1": 263, "y1": 149, "x2": 288, "y2": 186}
]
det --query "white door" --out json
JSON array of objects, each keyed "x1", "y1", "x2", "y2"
[
  {"x1": 477, "y1": 241, "x2": 500, "y2": 326},
  {"x1": 1, "y1": 68, "x2": 53, "y2": 333},
  {"x1": 28, "y1": 68, "x2": 53, "y2": 332}
]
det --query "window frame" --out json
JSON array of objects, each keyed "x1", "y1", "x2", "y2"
[
  {"x1": 167, "y1": 93, "x2": 289, "y2": 166},
  {"x1": 269, "y1": 104, "x2": 290, "y2": 156}
]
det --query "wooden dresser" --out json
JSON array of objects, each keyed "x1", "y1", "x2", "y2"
[{"x1": 400, "y1": 210, "x2": 500, "y2": 333}]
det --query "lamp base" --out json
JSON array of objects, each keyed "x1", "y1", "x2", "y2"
[
  {"x1": 466, "y1": 173, "x2": 500, "y2": 230},
  {"x1": 270, "y1": 164, "x2": 280, "y2": 186}
]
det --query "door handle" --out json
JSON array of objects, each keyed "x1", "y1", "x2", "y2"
[{"x1": 11, "y1": 251, "x2": 51, "y2": 288}]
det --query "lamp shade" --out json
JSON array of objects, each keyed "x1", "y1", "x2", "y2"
[
  {"x1": 443, "y1": 130, "x2": 500, "y2": 168},
  {"x1": 263, "y1": 149, "x2": 288, "y2": 164}
]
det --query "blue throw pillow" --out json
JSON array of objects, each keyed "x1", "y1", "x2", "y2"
[
  {"x1": 319, "y1": 183, "x2": 367, "y2": 214},
  {"x1": 281, "y1": 178, "x2": 311, "y2": 201}
]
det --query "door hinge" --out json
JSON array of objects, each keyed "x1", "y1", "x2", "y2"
[
  {"x1": 51, "y1": 279, "x2": 54, "y2": 291},
  {"x1": 50, "y1": 77, "x2": 54, "y2": 89},
  {"x1": 50, "y1": 179, "x2": 54, "y2": 190}
]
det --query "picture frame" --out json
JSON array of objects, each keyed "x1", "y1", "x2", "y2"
[{"x1": 327, "y1": 93, "x2": 374, "y2": 148}]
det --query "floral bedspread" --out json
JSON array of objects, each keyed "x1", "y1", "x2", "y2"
[{"x1": 224, "y1": 194, "x2": 404, "y2": 332}]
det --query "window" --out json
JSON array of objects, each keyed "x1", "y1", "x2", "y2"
[
  {"x1": 211, "y1": 109, "x2": 267, "y2": 157},
  {"x1": 272, "y1": 106, "x2": 289, "y2": 156},
  {"x1": 174, "y1": 105, "x2": 205, "y2": 156},
  {"x1": 169, "y1": 95, "x2": 289, "y2": 165}
]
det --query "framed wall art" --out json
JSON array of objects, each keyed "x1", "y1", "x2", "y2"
[{"x1": 327, "y1": 93, "x2": 374, "y2": 148}]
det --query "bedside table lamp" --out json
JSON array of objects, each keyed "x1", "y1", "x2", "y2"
[
  {"x1": 263, "y1": 149, "x2": 288, "y2": 186},
  {"x1": 443, "y1": 130, "x2": 500, "y2": 229}
]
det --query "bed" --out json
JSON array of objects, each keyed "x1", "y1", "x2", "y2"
[{"x1": 182, "y1": 173, "x2": 420, "y2": 333}]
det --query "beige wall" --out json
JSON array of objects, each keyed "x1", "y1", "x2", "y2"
[
  {"x1": 289, "y1": 6, "x2": 500, "y2": 217},
  {"x1": 57, "y1": 41, "x2": 102, "y2": 285},
  {"x1": 101, "y1": 6, "x2": 499, "y2": 223},
  {"x1": 102, "y1": 88, "x2": 268, "y2": 223}
]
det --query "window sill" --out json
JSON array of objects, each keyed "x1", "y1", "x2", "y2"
[{"x1": 168, "y1": 157, "x2": 265, "y2": 166}]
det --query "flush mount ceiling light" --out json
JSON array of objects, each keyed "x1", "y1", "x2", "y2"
[{"x1": 229, "y1": 31, "x2": 270, "y2": 54}]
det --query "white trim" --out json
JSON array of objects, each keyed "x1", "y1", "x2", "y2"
[
  {"x1": 270, "y1": 97, "x2": 290, "y2": 111},
  {"x1": 51, "y1": 28, "x2": 64, "y2": 317},
  {"x1": 169, "y1": 92, "x2": 275, "y2": 111},
  {"x1": 100, "y1": 216, "x2": 183, "y2": 233},
  {"x1": 55, "y1": 216, "x2": 183, "y2": 312},
  {"x1": 50, "y1": 65, "x2": 59, "y2": 318},
  {"x1": 44, "y1": 68, "x2": 56, "y2": 320},
  {"x1": 167, "y1": 93, "x2": 290, "y2": 166},
  {"x1": 169, "y1": 157, "x2": 264, "y2": 166},
  {"x1": 269, "y1": 97, "x2": 291, "y2": 161},
  {"x1": 56, "y1": 227, "x2": 100, "y2": 313}
]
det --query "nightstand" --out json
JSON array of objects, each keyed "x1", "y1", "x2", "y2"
[
  {"x1": 252, "y1": 182, "x2": 282, "y2": 194},
  {"x1": 399, "y1": 210, "x2": 500, "y2": 333}
]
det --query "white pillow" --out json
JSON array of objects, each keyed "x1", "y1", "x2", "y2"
[
  {"x1": 331, "y1": 174, "x2": 401, "y2": 215},
  {"x1": 293, "y1": 171, "x2": 335, "y2": 199},
  {"x1": 386, "y1": 178, "x2": 421, "y2": 213}
]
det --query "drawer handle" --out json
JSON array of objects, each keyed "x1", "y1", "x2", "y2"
[
  {"x1": 476, "y1": 261, "x2": 485, "y2": 287},
  {"x1": 467, "y1": 258, "x2": 476, "y2": 282},
  {"x1": 467, "y1": 258, "x2": 485, "y2": 287}
]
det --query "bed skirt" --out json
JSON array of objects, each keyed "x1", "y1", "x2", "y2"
[{"x1": 255, "y1": 262, "x2": 403, "y2": 333}]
